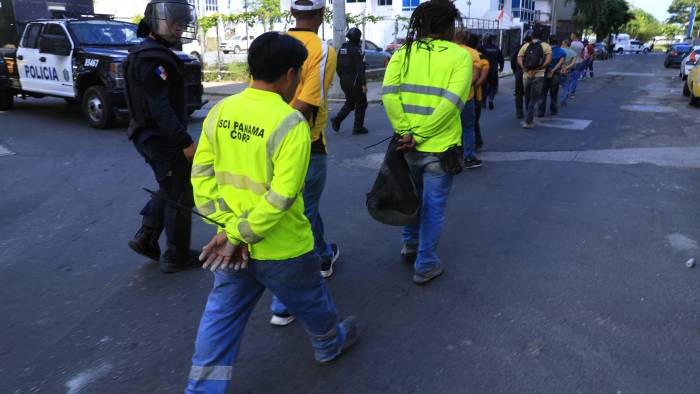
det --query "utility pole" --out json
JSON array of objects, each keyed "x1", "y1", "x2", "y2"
[
  {"x1": 550, "y1": 0, "x2": 558, "y2": 36},
  {"x1": 332, "y1": 0, "x2": 346, "y2": 51}
]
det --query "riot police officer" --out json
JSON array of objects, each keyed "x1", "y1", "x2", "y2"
[
  {"x1": 124, "y1": 0, "x2": 200, "y2": 273},
  {"x1": 331, "y1": 27, "x2": 368, "y2": 135}
]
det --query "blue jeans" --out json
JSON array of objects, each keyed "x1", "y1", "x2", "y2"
[
  {"x1": 570, "y1": 63, "x2": 583, "y2": 95},
  {"x1": 559, "y1": 74, "x2": 570, "y2": 105},
  {"x1": 460, "y1": 100, "x2": 477, "y2": 160},
  {"x1": 271, "y1": 153, "x2": 332, "y2": 316},
  {"x1": 186, "y1": 252, "x2": 346, "y2": 394},
  {"x1": 401, "y1": 152, "x2": 453, "y2": 274}
]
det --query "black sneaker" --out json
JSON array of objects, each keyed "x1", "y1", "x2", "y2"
[
  {"x1": 160, "y1": 250, "x2": 202, "y2": 274},
  {"x1": 321, "y1": 243, "x2": 340, "y2": 278},
  {"x1": 331, "y1": 117, "x2": 341, "y2": 133},
  {"x1": 488, "y1": 101, "x2": 494, "y2": 110},
  {"x1": 464, "y1": 158, "x2": 482, "y2": 169}
]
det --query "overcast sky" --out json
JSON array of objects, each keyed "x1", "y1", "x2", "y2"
[{"x1": 628, "y1": 0, "x2": 672, "y2": 22}]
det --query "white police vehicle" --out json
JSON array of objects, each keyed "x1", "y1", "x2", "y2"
[{"x1": 0, "y1": 15, "x2": 205, "y2": 128}]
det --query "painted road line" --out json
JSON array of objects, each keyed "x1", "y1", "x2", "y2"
[
  {"x1": 480, "y1": 147, "x2": 700, "y2": 169},
  {"x1": 620, "y1": 104, "x2": 677, "y2": 113},
  {"x1": 606, "y1": 72, "x2": 655, "y2": 77},
  {"x1": 0, "y1": 144, "x2": 15, "y2": 157},
  {"x1": 534, "y1": 117, "x2": 592, "y2": 130},
  {"x1": 344, "y1": 146, "x2": 700, "y2": 170}
]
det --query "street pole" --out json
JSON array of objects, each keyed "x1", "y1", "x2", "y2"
[
  {"x1": 332, "y1": 0, "x2": 346, "y2": 51},
  {"x1": 550, "y1": 0, "x2": 557, "y2": 36},
  {"x1": 467, "y1": 0, "x2": 471, "y2": 19}
]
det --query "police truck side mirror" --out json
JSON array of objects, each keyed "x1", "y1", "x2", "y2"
[{"x1": 38, "y1": 36, "x2": 71, "y2": 56}]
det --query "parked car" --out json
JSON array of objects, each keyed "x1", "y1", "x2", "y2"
[
  {"x1": 593, "y1": 43, "x2": 608, "y2": 60},
  {"x1": 327, "y1": 39, "x2": 391, "y2": 69},
  {"x1": 665, "y1": 43, "x2": 692, "y2": 68},
  {"x1": 679, "y1": 46, "x2": 700, "y2": 80},
  {"x1": 181, "y1": 39, "x2": 202, "y2": 62},
  {"x1": 220, "y1": 35, "x2": 255, "y2": 54},
  {"x1": 615, "y1": 39, "x2": 648, "y2": 54},
  {"x1": 385, "y1": 38, "x2": 405, "y2": 54},
  {"x1": 683, "y1": 60, "x2": 700, "y2": 105}
]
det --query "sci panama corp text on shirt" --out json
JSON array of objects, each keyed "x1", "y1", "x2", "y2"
[
  {"x1": 288, "y1": 29, "x2": 337, "y2": 153},
  {"x1": 382, "y1": 39, "x2": 472, "y2": 153},
  {"x1": 518, "y1": 41, "x2": 552, "y2": 78},
  {"x1": 191, "y1": 88, "x2": 314, "y2": 261}
]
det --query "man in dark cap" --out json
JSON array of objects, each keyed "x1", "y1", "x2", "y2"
[
  {"x1": 124, "y1": 0, "x2": 201, "y2": 273},
  {"x1": 331, "y1": 27, "x2": 369, "y2": 134}
]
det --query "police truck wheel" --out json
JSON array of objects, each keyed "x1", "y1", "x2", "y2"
[
  {"x1": 233, "y1": 46, "x2": 241, "y2": 54},
  {"x1": 0, "y1": 89, "x2": 13, "y2": 110},
  {"x1": 82, "y1": 86, "x2": 114, "y2": 129}
]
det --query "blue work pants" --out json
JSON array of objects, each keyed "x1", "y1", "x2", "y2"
[
  {"x1": 401, "y1": 153, "x2": 453, "y2": 274},
  {"x1": 186, "y1": 252, "x2": 345, "y2": 394}
]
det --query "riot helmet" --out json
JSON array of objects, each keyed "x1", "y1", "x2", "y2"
[
  {"x1": 346, "y1": 27, "x2": 362, "y2": 43},
  {"x1": 138, "y1": 0, "x2": 197, "y2": 45}
]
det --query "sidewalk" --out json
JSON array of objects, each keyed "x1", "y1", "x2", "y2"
[{"x1": 202, "y1": 62, "x2": 513, "y2": 104}]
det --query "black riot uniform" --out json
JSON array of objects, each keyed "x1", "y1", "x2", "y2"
[
  {"x1": 512, "y1": 38, "x2": 527, "y2": 119},
  {"x1": 479, "y1": 35, "x2": 504, "y2": 110},
  {"x1": 124, "y1": 0, "x2": 199, "y2": 273},
  {"x1": 331, "y1": 28, "x2": 368, "y2": 134}
]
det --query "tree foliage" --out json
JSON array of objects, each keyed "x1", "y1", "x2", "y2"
[
  {"x1": 624, "y1": 8, "x2": 662, "y2": 42},
  {"x1": 667, "y1": 0, "x2": 698, "y2": 24},
  {"x1": 571, "y1": 0, "x2": 633, "y2": 40}
]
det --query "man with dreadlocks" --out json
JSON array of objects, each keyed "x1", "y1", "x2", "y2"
[{"x1": 382, "y1": 0, "x2": 471, "y2": 285}]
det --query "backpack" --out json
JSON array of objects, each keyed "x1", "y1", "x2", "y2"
[{"x1": 523, "y1": 41, "x2": 544, "y2": 70}]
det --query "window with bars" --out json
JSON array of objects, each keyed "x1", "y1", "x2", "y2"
[
  {"x1": 378, "y1": 0, "x2": 392, "y2": 6},
  {"x1": 205, "y1": 0, "x2": 218, "y2": 11},
  {"x1": 346, "y1": 0, "x2": 367, "y2": 3}
]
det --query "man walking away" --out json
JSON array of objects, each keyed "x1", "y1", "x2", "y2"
[
  {"x1": 569, "y1": 33, "x2": 584, "y2": 99},
  {"x1": 511, "y1": 32, "x2": 529, "y2": 119},
  {"x1": 382, "y1": 0, "x2": 471, "y2": 285},
  {"x1": 480, "y1": 34, "x2": 504, "y2": 110},
  {"x1": 517, "y1": 29, "x2": 551, "y2": 128},
  {"x1": 467, "y1": 34, "x2": 489, "y2": 151},
  {"x1": 456, "y1": 30, "x2": 486, "y2": 169},
  {"x1": 331, "y1": 27, "x2": 368, "y2": 134},
  {"x1": 270, "y1": 0, "x2": 340, "y2": 327},
  {"x1": 558, "y1": 39, "x2": 577, "y2": 108},
  {"x1": 125, "y1": 0, "x2": 200, "y2": 273},
  {"x1": 583, "y1": 40, "x2": 595, "y2": 78},
  {"x1": 185, "y1": 33, "x2": 359, "y2": 393},
  {"x1": 607, "y1": 36, "x2": 615, "y2": 59},
  {"x1": 539, "y1": 37, "x2": 566, "y2": 117}
]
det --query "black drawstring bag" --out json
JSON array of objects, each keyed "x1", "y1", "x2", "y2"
[{"x1": 366, "y1": 136, "x2": 420, "y2": 226}]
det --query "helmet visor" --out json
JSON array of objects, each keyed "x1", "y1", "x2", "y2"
[{"x1": 150, "y1": 2, "x2": 197, "y2": 43}]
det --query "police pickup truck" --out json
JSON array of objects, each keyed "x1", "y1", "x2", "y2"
[{"x1": 0, "y1": 16, "x2": 205, "y2": 128}]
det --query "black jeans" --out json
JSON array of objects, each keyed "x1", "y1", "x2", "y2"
[
  {"x1": 539, "y1": 72, "x2": 560, "y2": 115},
  {"x1": 514, "y1": 71, "x2": 524, "y2": 116},
  {"x1": 335, "y1": 84, "x2": 367, "y2": 131},
  {"x1": 524, "y1": 77, "x2": 545, "y2": 124},
  {"x1": 134, "y1": 135, "x2": 193, "y2": 259},
  {"x1": 484, "y1": 73, "x2": 499, "y2": 105}
]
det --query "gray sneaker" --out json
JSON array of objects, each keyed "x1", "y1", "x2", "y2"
[
  {"x1": 400, "y1": 244, "x2": 418, "y2": 262},
  {"x1": 413, "y1": 265, "x2": 444, "y2": 285},
  {"x1": 317, "y1": 316, "x2": 361, "y2": 363}
]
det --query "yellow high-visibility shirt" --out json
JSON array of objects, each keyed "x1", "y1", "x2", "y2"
[
  {"x1": 382, "y1": 39, "x2": 471, "y2": 153},
  {"x1": 191, "y1": 88, "x2": 314, "y2": 260}
]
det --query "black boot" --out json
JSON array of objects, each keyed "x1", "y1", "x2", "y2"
[
  {"x1": 128, "y1": 217, "x2": 162, "y2": 261},
  {"x1": 161, "y1": 247, "x2": 201, "y2": 273}
]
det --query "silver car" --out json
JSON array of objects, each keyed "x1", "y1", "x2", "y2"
[{"x1": 327, "y1": 39, "x2": 391, "y2": 69}]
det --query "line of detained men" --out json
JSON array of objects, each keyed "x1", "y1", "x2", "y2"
[{"x1": 124, "y1": 0, "x2": 501, "y2": 392}]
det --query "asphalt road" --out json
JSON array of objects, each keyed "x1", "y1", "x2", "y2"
[{"x1": 2, "y1": 53, "x2": 700, "y2": 393}]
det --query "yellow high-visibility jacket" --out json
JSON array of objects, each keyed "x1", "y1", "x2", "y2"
[
  {"x1": 382, "y1": 39, "x2": 472, "y2": 153},
  {"x1": 191, "y1": 88, "x2": 314, "y2": 261}
]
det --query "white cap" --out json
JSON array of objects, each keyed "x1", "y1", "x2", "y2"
[{"x1": 291, "y1": 0, "x2": 325, "y2": 11}]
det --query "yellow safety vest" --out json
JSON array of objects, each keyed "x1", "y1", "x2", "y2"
[
  {"x1": 382, "y1": 39, "x2": 472, "y2": 153},
  {"x1": 191, "y1": 88, "x2": 314, "y2": 261}
]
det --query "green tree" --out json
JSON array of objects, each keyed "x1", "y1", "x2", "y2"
[
  {"x1": 662, "y1": 22, "x2": 685, "y2": 37},
  {"x1": 624, "y1": 8, "x2": 663, "y2": 41},
  {"x1": 667, "y1": 0, "x2": 699, "y2": 36},
  {"x1": 570, "y1": 0, "x2": 633, "y2": 40},
  {"x1": 255, "y1": 0, "x2": 282, "y2": 31}
]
